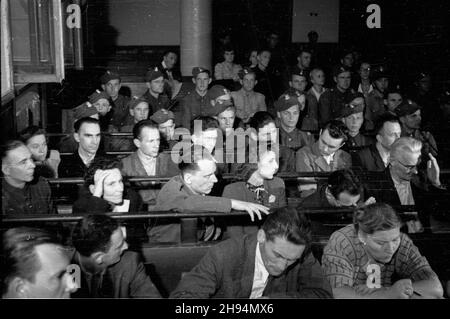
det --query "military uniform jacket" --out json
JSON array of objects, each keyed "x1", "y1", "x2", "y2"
[
  {"x1": 364, "y1": 89, "x2": 386, "y2": 132},
  {"x1": 353, "y1": 143, "x2": 386, "y2": 172},
  {"x1": 301, "y1": 87, "x2": 324, "y2": 131},
  {"x1": 141, "y1": 90, "x2": 170, "y2": 115},
  {"x1": 278, "y1": 125, "x2": 315, "y2": 152},
  {"x1": 318, "y1": 87, "x2": 354, "y2": 127},
  {"x1": 295, "y1": 142, "x2": 352, "y2": 172},
  {"x1": 176, "y1": 90, "x2": 213, "y2": 129}
]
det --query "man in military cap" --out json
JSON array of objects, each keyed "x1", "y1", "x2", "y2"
[
  {"x1": 100, "y1": 70, "x2": 130, "y2": 128},
  {"x1": 141, "y1": 67, "x2": 170, "y2": 115},
  {"x1": 340, "y1": 94, "x2": 374, "y2": 153},
  {"x1": 364, "y1": 65, "x2": 390, "y2": 132},
  {"x1": 150, "y1": 108, "x2": 178, "y2": 150},
  {"x1": 395, "y1": 99, "x2": 438, "y2": 159},
  {"x1": 283, "y1": 48, "x2": 311, "y2": 92},
  {"x1": 318, "y1": 65, "x2": 354, "y2": 127},
  {"x1": 88, "y1": 90, "x2": 112, "y2": 132},
  {"x1": 275, "y1": 93, "x2": 315, "y2": 152},
  {"x1": 176, "y1": 67, "x2": 212, "y2": 129},
  {"x1": 283, "y1": 69, "x2": 309, "y2": 97},
  {"x1": 409, "y1": 72, "x2": 439, "y2": 129},
  {"x1": 231, "y1": 68, "x2": 266, "y2": 123}
]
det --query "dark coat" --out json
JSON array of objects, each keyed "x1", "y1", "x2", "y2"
[
  {"x1": 72, "y1": 188, "x2": 143, "y2": 214},
  {"x1": 353, "y1": 143, "x2": 386, "y2": 172},
  {"x1": 71, "y1": 251, "x2": 161, "y2": 298},
  {"x1": 170, "y1": 233, "x2": 332, "y2": 298}
]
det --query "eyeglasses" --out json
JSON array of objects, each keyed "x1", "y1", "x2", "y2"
[{"x1": 396, "y1": 159, "x2": 417, "y2": 172}]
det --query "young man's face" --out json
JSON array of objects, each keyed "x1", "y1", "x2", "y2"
[
  {"x1": 22, "y1": 244, "x2": 75, "y2": 298},
  {"x1": 74, "y1": 122, "x2": 101, "y2": 155},
  {"x1": 278, "y1": 104, "x2": 300, "y2": 129},
  {"x1": 241, "y1": 73, "x2": 257, "y2": 91},
  {"x1": 2, "y1": 145, "x2": 36, "y2": 183},
  {"x1": 158, "y1": 119, "x2": 175, "y2": 140},
  {"x1": 163, "y1": 52, "x2": 177, "y2": 69},
  {"x1": 192, "y1": 129, "x2": 218, "y2": 153},
  {"x1": 335, "y1": 72, "x2": 352, "y2": 91},
  {"x1": 186, "y1": 159, "x2": 218, "y2": 195},
  {"x1": 343, "y1": 112, "x2": 364, "y2": 134},
  {"x1": 298, "y1": 52, "x2": 311, "y2": 69},
  {"x1": 102, "y1": 79, "x2": 121, "y2": 100},
  {"x1": 342, "y1": 53, "x2": 354, "y2": 68},
  {"x1": 374, "y1": 77, "x2": 389, "y2": 93},
  {"x1": 258, "y1": 231, "x2": 305, "y2": 277},
  {"x1": 318, "y1": 129, "x2": 344, "y2": 156},
  {"x1": 249, "y1": 51, "x2": 258, "y2": 66},
  {"x1": 149, "y1": 76, "x2": 165, "y2": 94},
  {"x1": 257, "y1": 122, "x2": 278, "y2": 144},
  {"x1": 130, "y1": 102, "x2": 149, "y2": 123},
  {"x1": 401, "y1": 110, "x2": 421, "y2": 130},
  {"x1": 257, "y1": 51, "x2": 271, "y2": 68},
  {"x1": 377, "y1": 121, "x2": 401, "y2": 150},
  {"x1": 361, "y1": 228, "x2": 401, "y2": 264},
  {"x1": 257, "y1": 150, "x2": 279, "y2": 180},
  {"x1": 26, "y1": 134, "x2": 48, "y2": 162},
  {"x1": 217, "y1": 108, "x2": 236, "y2": 132},
  {"x1": 223, "y1": 50, "x2": 235, "y2": 63},
  {"x1": 386, "y1": 93, "x2": 402, "y2": 112},
  {"x1": 101, "y1": 227, "x2": 128, "y2": 267},
  {"x1": 101, "y1": 168, "x2": 124, "y2": 204},
  {"x1": 193, "y1": 73, "x2": 211, "y2": 94},
  {"x1": 310, "y1": 70, "x2": 325, "y2": 86},
  {"x1": 289, "y1": 75, "x2": 308, "y2": 93},
  {"x1": 135, "y1": 127, "x2": 160, "y2": 157},
  {"x1": 359, "y1": 63, "x2": 371, "y2": 80},
  {"x1": 94, "y1": 98, "x2": 111, "y2": 116}
]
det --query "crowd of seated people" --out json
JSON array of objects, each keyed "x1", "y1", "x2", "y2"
[{"x1": 2, "y1": 37, "x2": 450, "y2": 299}]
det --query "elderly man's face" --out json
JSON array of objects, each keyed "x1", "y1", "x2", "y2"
[
  {"x1": 258, "y1": 230, "x2": 305, "y2": 277},
  {"x1": 22, "y1": 244, "x2": 76, "y2": 298},
  {"x1": 390, "y1": 151, "x2": 420, "y2": 181},
  {"x1": 2, "y1": 145, "x2": 36, "y2": 183}
]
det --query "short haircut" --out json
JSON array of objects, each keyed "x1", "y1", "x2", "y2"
[
  {"x1": 389, "y1": 137, "x2": 422, "y2": 162},
  {"x1": 163, "y1": 50, "x2": 177, "y2": 58},
  {"x1": 178, "y1": 144, "x2": 215, "y2": 176},
  {"x1": 133, "y1": 119, "x2": 159, "y2": 140},
  {"x1": 1, "y1": 140, "x2": 26, "y2": 163},
  {"x1": 221, "y1": 45, "x2": 235, "y2": 55},
  {"x1": 353, "y1": 202, "x2": 402, "y2": 234},
  {"x1": 374, "y1": 112, "x2": 400, "y2": 136},
  {"x1": 248, "y1": 111, "x2": 275, "y2": 131},
  {"x1": 74, "y1": 117, "x2": 100, "y2": 133},
  {"x1": 257, "y1": 49, "x2": 271, "y2": 56},
  {"x1": 18, "y1": 126, "x2": 46, "y2": 144},
  {"x1": 262, "y1": 207, "x2": 312, "y2": 248},
  {"x1": 297, "y1": 47, "x2": 312, "y2": 57},
  {"x1": 386, "y1": 87, "x2": 403, "y2": 97},
  {"x1": 84, "y1": 157, "x2": 122, "y2": 187},
  {"x1": 2, "y1": 227, "x2": 59, "y2": 295},
  {"x1": 328, "y1": 169, "x2": 363, "y2": 199},
  {"x1": 309, "y1": 68, "x2": 324, "y2": 79},
  {"x1": 322, "y1": 120, "x2": 348, "y2": 142},
  {"x1": 190, "y1": 116, "x2": 220, "y2": 135},
  {"x1": 71, "y1": 214, "x2": 120, "y2": 257}
]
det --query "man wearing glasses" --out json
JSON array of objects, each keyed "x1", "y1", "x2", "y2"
[
  {"x1": 1, "y1": 140, "x2": 54, "y2": 214},
  {"x1": 363, "y1": 137, "x2": 447, "y2": 233}
]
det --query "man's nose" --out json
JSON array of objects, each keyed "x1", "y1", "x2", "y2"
[{"x1": 28, "y1": 159, "x2": 36, "y2": 169}]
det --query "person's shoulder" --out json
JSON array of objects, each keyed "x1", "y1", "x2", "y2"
[
  {"x1": 296, "y1": 144, "x2": 313, "y2": 155},
  {"x1": 328, "y1": 224, "x2": 356, "y2": 247},
  {"x1": 269, "y1": 176, "x2": 285, "y2": 188}
]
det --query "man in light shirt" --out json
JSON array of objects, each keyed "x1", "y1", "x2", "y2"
[{"x1": 170, "y1": 207, "x2": 331, "y2": 298}]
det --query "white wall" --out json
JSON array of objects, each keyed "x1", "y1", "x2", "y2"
[
  {"x1": 292, "y1": 0, "x2": 339, "y2": 43},
  {"x1": 109, "y1": 0, "x2": 180, "y2": 46}
]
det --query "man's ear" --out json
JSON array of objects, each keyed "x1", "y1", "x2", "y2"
[
  {"x1": 133, "y1": 138, "x2": 141, "y2": 149},
  {"x1": 239, "y1": 79, "x2": 243, "y2": 86},
  {"x1": 192, "y1": 78, "x2": 196, "y2": 85},
  {"x1": 333, "y1": 76, "x2": 338, "y2": 84},
  {"x1": 183, "y1": 172, "x2": 192, "y2": 185},
  {"x1": 101, "y1": 84, "x2": 106, "y2": 91},
  {"x1": 74, "y1": 132, "x2": 80, "y2": 143},
  {"x1": 91, "y1": 252, "x2": 105, "y2": 265},
  {"x1": 1, "y1": 163, "x2": 10, "y2": 177},
  {"x1": 254, "y1": 79, "x2": 258, "y2": 86},
  {"x1": 88, "y1": 184, "x2": 95, "y2": 195},
  {"x1": 297, "y1": 56, "x2": 301, "y2": 63},
  {"x1": 10, "y1": 277, "x2": 28, "y2": 298},
  {"x1": 276, "y1": 111, "x2": 281, "y2": 119},
  {"x1": 375, "y1": 133, "x2": 382, "y2": 144},
  {"x1": 288, "y1": 81, "x2": 293, "y2": 88},
  {"x1": 208, "y1": 78, "x2": 212, "y2": 85},
  {"x1": 210, "y1": 100, "x2": 216, "y2": 107},
  {"x1": 257, "y1": 229, "x2": 266, "y2": 244},
  {"x1": 145, "y1": 82, "x2": 151, "y2": 89},
  {"x1": 129, "y1": 108, "x2": 134, "y2": 117}
]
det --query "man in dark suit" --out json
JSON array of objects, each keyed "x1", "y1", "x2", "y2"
[
  {"x1": 170, "y1": 207, "x2": 332, "y2": 298},
  {"x1": 156, "y1": 50, "x2": 181, "y2": 98},
  {"x1": 70, "y1": 214, "x2": 161, "y2": 298},
  {"x1": 354, "y1": 113, "x2": 401, "y2": 172}
]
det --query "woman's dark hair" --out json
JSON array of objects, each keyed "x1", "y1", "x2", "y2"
[
  {"x1": 70, "y1": 214, "x2": 120, "y2": 257},
  {"x1": 248, "y1": 111, "x2": 275, "y2": 131},
  {"x1": 353, "y1": 202, "x2": 402, "y2": 234},
  {"x1": 328, "y1": 169, "x2": 363, "y2": 199},
  {"x1": 18, "y1": 126, "x2": 46, "y2": 144}
]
